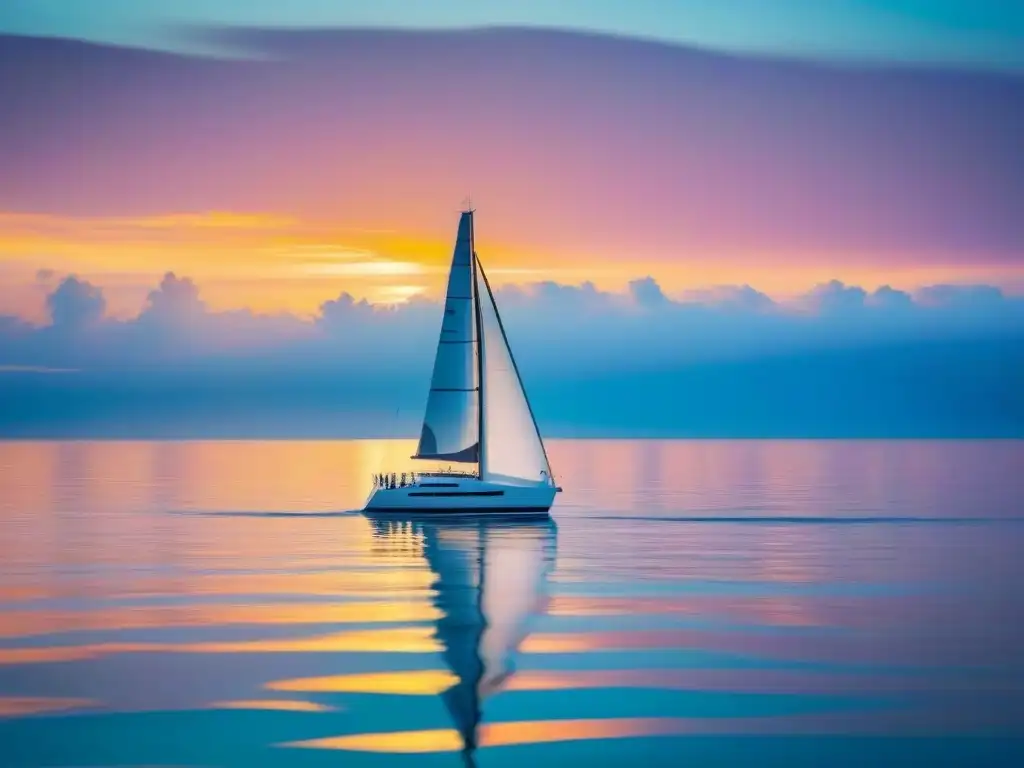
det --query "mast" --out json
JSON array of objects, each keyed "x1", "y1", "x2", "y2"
[
  {"x1": 477, "y1": 260, "x2": 557, "y2": 487},
  {"x1": 470, "y1": 209, "x2": 486, "y2": 480}
]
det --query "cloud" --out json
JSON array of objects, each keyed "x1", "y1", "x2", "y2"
[
  {"x1": 628, "y1": 276, "x2": 668, "y2": 309},
  {"x1": 802, "y1": 280, "x2": 869, "y2": 314},
  {"x1": 45, "y1": 275, "x2": 106, "y2": 330},
  {"x1": 0, "y1": 209, "x2": 451, "y2": 320},
  {"x1": 4, "y1": 1, "x2": 1024, "y2": 72},
  {"x1": 503, "y1": 281, "x2": 615, "y2": 313},
  {"x1": 2, "y1": 272, "x2": 1024, "y2": 438},
  {"x1": 141, "y1": 272, "x2": 206, "y2": 322},
  {"x1": 317, "y1": 292, "x2": 375, "y2": 330},
  {"x1": 915, "y1": 283, "x2": 1008, "y2": 310},
  {"x1": 130, "y1": 274, "x2": 314, "y2": 357},
  {"x1": 869, "y1": 285, "x2": 914, "y2": 310},
  {"x1": 678, "y1": 285, "x2": 775, "y2": 313},
  {"x1": 8, "y1": 273, "x2": 1023, "y2": 367},
  {"x1": 1, "y1": 272, "x2": 1022, "y2": 438}
]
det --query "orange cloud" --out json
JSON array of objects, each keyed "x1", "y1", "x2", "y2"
[
  {"x1": 3, "y1": 210, "x2": 1021, "y2": 323},
  {"x1": 0, "y1": 211, "x2": 471, "y2": 319}
]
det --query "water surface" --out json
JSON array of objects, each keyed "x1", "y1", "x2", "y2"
[{"x1": 0, "y1": 439, "x2": 1022, "y2": 766}]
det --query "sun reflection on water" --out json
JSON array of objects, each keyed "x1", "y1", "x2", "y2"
[{"x1": 283, "y1": 717, "x2": 708, "y2": 753}]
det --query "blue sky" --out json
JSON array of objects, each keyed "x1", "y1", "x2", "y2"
[{"x1": 2, "y1": 0, "x2": 1024, "y2": 69}]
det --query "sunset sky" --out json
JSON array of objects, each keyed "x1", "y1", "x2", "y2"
[
  {"x1": 1, "y1": 2, "x2": 1022, "y2": 436},
  {"x1": 1, "y1": 1, "x2": 1023, "y2": 320}
]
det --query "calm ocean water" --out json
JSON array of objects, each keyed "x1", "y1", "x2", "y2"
[{"x1": 0, "y1": 439, "x2": 1022, "y2": 767}]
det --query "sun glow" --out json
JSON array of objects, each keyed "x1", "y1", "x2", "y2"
[{"x1": 3, "y1": 209, "x2": 1021, "y2": 323}]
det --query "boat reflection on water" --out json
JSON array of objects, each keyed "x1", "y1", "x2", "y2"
[{"x1": 364, "y1": 512, "x2": 558, "y2": 766}]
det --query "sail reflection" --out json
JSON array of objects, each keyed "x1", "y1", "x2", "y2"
[{"x1": 364, "y1": 512, "x2": 557, "y2": 764}]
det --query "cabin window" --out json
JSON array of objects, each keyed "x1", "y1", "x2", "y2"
[{"x1": 408, "y1": 490, "x2": 505, "y2": 498}]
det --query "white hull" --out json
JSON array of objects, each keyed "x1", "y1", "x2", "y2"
[{"x1": 363, "y1": 476, "x2": 556, "y2": 516}]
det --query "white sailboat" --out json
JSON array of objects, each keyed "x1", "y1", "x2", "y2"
[{"x1": 363, "y1": 206, "x2": 560, "y2": 516}]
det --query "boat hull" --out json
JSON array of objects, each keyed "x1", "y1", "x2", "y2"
[{"x1": 363, "y1": 476, "x2": 556, "y2": 517}]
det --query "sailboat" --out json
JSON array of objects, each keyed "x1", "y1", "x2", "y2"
[{"x1": 363, "y1": 206, "x2": 560, "y2": 516}]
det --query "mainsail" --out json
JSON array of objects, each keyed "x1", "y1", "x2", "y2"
[{"x1": 414, "y1": 211, "x2": 480, "y2": 462}]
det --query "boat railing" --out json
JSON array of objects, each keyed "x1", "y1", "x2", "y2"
[{"x1": 370, "y1": 469, "x2": 477, "y2": 489}]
